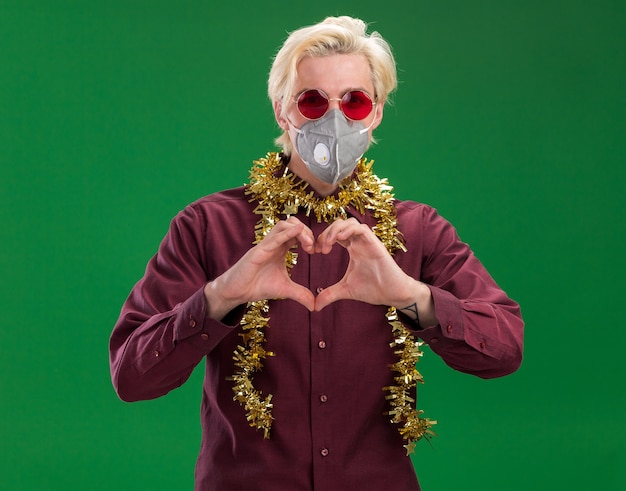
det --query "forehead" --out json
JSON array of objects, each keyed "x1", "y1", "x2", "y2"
[{"x1": 295, "y1": 53, "x2": 374, "y2": 95}]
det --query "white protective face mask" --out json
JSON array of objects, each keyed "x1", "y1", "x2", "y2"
[{"x1": 290, "y1": 108, "x2": 377, "y2": 185}]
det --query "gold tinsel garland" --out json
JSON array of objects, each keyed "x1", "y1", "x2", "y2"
[{"x1": 231, "y1": 152, "x2": 436, "y2": 453}]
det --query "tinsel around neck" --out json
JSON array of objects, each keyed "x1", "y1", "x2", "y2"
[{"x1": 246, "y1": 152, "x2": 406, "y2": 254}]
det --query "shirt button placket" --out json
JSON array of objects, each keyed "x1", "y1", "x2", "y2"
[{"x1": 310, "y1": 218, "x2": 335, "y2": 484}]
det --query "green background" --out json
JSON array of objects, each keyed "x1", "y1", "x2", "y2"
[{"x1": 2, "y1": 0, "x2": 624, "y2": 489}]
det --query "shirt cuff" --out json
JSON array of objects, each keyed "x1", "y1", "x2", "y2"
[
  {"x1": 413, "y1": 285, "x2": 465, "y2": 344},
  {"x1": 173, "y1": 286, "x2": 243, "y2": 351}
]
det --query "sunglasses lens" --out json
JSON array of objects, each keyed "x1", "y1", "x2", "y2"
[
  {"x1": 297, "y1": 90, "x2": 329, "y2": 120},
  {"x1": 341, "y1": 91, "x2": 373, "y2": 120}
]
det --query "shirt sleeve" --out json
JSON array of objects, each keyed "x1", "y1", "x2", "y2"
[
  {"x1": 109, "y1": 203, "x2": 243, "y2": 402},
  {"x1": 411, "y1": 205, "x2": 524, "y2": 379}
]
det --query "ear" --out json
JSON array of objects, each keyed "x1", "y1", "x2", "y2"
[
  {"x1": 273, "y1": 100, "x2": 289, "y2": 131},
  {"x1": 371, "y1": 99, "x2": 385, "y2": 131}
]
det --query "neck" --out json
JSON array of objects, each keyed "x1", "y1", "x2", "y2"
[{"x1": 286, "y1": 153, "x2": 339, "y2": 197}]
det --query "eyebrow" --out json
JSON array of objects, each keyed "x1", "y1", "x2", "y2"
[{"x1": 294, "y1": 87, "x2": 373, "y2": 98}]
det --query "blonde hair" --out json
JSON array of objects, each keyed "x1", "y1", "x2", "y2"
[{"x1": 268, "y1": 16, "x2": 397, "y2": 152}]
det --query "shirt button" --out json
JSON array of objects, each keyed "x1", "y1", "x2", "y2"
[
  {"x1": 318, "y1": 340, "x2": 327, "y2": 349},
  {"x1": 446, "y1": 324, "x2": 452, "y2": 333},
  {"x1": 320, "y1": 394, "x2": 328, "y2": 403},
  {"x1": 201, "y1": 333, "x2": 209, "y2": 340},
  {"x1": 316, "y1": 287, "x2": 324, "y2": 294},
  {"x1": 320, "y1": 448, "x2": 329, "y2": 457},
  {"x1": 189, "y1": 318, "x2": 197, "y2": 328},
  {"x1": 152, "y1": 350, "x2": 160, "y2": 357},
  {"x1": 430, "y1": 337, "x2": 439, "y2": 344},
  {"x1": 479, "y1": 341, "x2": 486, "y2": 349}
]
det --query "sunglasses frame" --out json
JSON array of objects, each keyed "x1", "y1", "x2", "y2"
[{"x1": 294, "y1": 88, "x2": 376, "y2": 121}]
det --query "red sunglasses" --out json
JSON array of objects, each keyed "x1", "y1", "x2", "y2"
[{"x1": 294, "y1": 89, "x2": 376, "y2": 121}]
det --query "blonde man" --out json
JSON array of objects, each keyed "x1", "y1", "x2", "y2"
[{"x1": 111, "y1": 16, "x2": 523, "y2": 491}]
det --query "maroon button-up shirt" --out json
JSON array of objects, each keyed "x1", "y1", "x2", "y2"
[{"x1": 110, "y1": 168, "x2": 524, "y2": 490}]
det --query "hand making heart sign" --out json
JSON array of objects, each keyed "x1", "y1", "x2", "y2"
[{"x1": 204, "y1": 217, "x2": 434, "y2": 324}]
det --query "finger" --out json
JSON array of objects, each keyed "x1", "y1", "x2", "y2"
[
  {"x1": 265, "y1": 218, "x2": 315, "y2": 253},
  {"x1": 314, "y1": 282, "x2": 348, "y2": 311},
  {"x1": 294, "y1": 222, "x2": 315, "y2": 253},
  {"x1": 315, "y1": 218, "x2": 350, "y2": 253},
  {"x1": 263, "y1": 219, "x2": 306, "y2": 252},
  {"x1": 334, "y1": 223, "x2": 371, "y2": 247},
  {"x1": 283, "y1": 283, "x2": 316, "y2": 311},
  {"x1": 316, "y1": 219, "x2": 370, "y2": 254},
  {"x1": 314, "y1": 218, "x2": 342, "y2": 250}
]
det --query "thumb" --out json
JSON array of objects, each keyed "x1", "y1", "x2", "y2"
[
  {"x1": 284, "y1": 282, "x2": 316, "y2": 311},
  {"x1": 314, "y1": 284, "x2": 347, "y2": 311}
]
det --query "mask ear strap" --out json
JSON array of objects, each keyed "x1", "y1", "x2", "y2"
[
  {"x1": 359, "y1": 105, "x2": 379, "y2": 134},
  {"x1": 286, "y1": 115, "x2": 304, "y2": 134}
]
